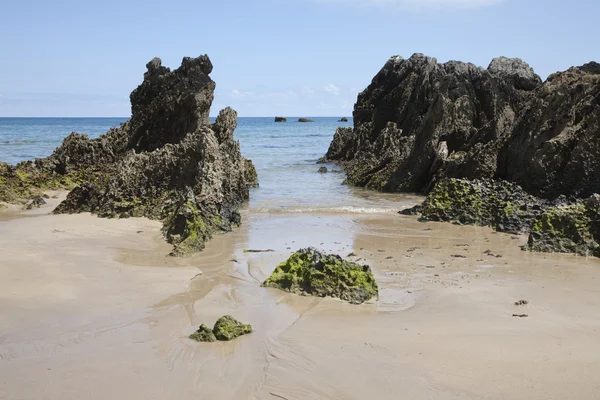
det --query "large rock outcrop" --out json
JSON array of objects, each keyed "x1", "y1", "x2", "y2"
[
  {"x1": 1, "y1": 55, "x2": 258, "y2": 255},
  {"x1": 322, "y1": 54, "x2": 600, "y2": 199}
]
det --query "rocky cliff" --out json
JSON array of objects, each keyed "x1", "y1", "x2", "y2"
[
  {"x1": 322, "y1": 54, "x2": 600, "y2": 199},
  {"x1": 1, "y1": 55, "x2": 258, "y2": 255}
]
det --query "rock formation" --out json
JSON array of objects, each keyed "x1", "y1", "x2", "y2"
[
  {"x1": 322, "y1": 54, "x2": 600, "y2": 199},
  {"x1": 189, "y1": 315, "x2": 252, "y2": 342},
  {"x1": 1, "y1": 55, "x2": 258, "y2": 256},
  {"x1": 262, "y1": 247, "x2": 379, "y2": 304},
  {"x1": 318, "y1": 166, "x2": 328, "y2": 173},
  {"x1": 274, "y1": 116, "x2": 287, "y2": 122},
  {"x1": 298, "y1": 118, "x2": 314, "y2": 123},
  {"x1": 338, "y1": 117, "x2": 348, "y2": 122}
]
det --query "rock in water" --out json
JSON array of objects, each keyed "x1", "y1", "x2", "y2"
[
  {"x1": 274, "y1": 116, "x2": 287, "y2": 122},
  {"x1": 1, "y1": 55, "x2": 258, "y2": 256},
  {"x1": 212, "y1": 315, "x2": 252, "y2": 341},
  {"x1": 338, "y1": 117, "x2": 348, "y2": 122},
  {"x1": 262, "y1": 248, "x2": 379, "y2": 304},
  {"x1": 322, "y1": 54, "x2": 600, "y2": 199},
  {"x1": 318, "y1": 166, "x2": 328, "y2": 173},
  {"x1": 24, "y1": 195, "x2": 47, "y2": 210},
  {"x1": 189, "y1": 324, "x2": 217, "y2": 342},
  {"x1": 298, "y1": 118, "x2": 314, "y2": 123}
]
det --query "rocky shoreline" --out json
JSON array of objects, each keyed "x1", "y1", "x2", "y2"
[
  {"x1": 0, "y1": 55, "x2": 258, "y2": 256},
  {"x1": 323, "y1": 53, "x2": 600, "y2": 257}
]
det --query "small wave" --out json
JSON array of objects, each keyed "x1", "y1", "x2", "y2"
[
  {"x1": 0, "y1": 140, "x2": 37, "y2": 145},
  {"x1": 251, "y1": 206, "x2": 398, "y2": 214}
]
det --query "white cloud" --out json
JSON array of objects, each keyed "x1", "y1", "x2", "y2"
[
  {"x1": 324, "y1": 84, "x2": 341, "y2": 96},
  {"x1": 230, "y1": 89, "x2": 256, "y2": 99},
  {"x1": 313, "y1": 0, "x2": 503, "y2": 10},
  {"x1": 301, "y1": 86, "x2": 316, "y2": 95}
]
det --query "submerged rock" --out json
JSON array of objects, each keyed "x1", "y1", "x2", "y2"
[
  {"x1": 318, "y1": 166, "x2": 328, "y2": 173},
  {"x1": 189, "y1": 316, "x2": 252, "y2": 342},
  {"x1": 298, "y1": 118, "x2": 314, "y2": 123},
  {"x1": 322, "y1": 54, "x2": 600, "y2": 199},
  {"x1": 0, "y1": 55, "x2": 257, "y2": 256},
  {"x1": 274, "y1": 116, "x2": 287, "y2": 122},
  {"x1": 419, "y1": 178, "x2": 554, "y2": 234},
  {"x1": 262, "y1": 247, "x2": 379, "y2": 304},
  {"x1": 523, "y1": 195, "x2": 600, "y2": 256}
]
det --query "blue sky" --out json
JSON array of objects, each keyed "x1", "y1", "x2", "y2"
[{"x1": 0, "y1": 0, "x2": 597, "y2": 117}]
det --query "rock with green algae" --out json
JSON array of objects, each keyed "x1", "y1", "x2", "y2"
[
  {"x1": 1, "y1": 55, "x2": 258, "y2": 256},
  {"x1": 523, "y1": 195, "x2": 600, "y2": 256},
  {"x1": 262, "y1": 247, "x2": 379, "y2": 305},
  {"x1": 189, "y1": 324, "x2": 217, "y2": 342},
  {"x1": 189, "y1": 316, "x2": 252, "y2": 342},
  {"x1": 418, "y1": 178, "x2": 553, "y2": 234},
  {"x1": 213, "y1": 315, "x2": 253, "y2": 341}
]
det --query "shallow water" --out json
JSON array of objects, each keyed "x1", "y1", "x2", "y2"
[{"x1": 0, "y1": 116, "x2": 421, "y2": 213}]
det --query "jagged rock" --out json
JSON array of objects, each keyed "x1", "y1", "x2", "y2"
[
  {"x1": 419, "y1": 178, "x2": 555, "y2": 234},
  {"x1": 322, "y1": 53, "x2": 600, "y2": 199},
  {"x1": 318, "y1": 166, "x2": 328, "y2": 173},
  {"x1": 274, "y1": 116, "x2": 287, "y2": 122},
  {"x1": 189, "y1": 324, "x2": 217, "y2": 342},
  {"x1": 338, "y1": 117, "x2": 348, "y2": 122},
  {"x1": 213, "y1": 315, "x2": 253, "y2": 341},
  {"x1": 523, "y1": 195, "x2": 600, "y2": 256},
  {"x1": 0, "y1": 55, "x2": 257, "y2": 256},
  {"x1": 262, "y1": 247, "x2": 379, "y2": 304},
  {"x1": 298, "y1": 118, "x2": 314, "y2": 123},
  {"x1": 24, "y1": 195, "x2": 47, "y2": 210},
  {"x1": 398, "y1": 204, "x2": 423, "y2": 216}
]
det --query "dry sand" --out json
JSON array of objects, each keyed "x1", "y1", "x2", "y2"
[{"x1": 1, "y1": 197, "x2": 600, "y2": 399}]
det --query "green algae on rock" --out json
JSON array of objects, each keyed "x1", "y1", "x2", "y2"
[
  {"x1": 523, "y1": 195, "x2": 600, "y2": 256},
  {"x1": 262, "y1": 247, "x2": 379, "y2": 305},
  {"x1": 213, "y1": 315, "x2": 253, "y2": 341},
  {"x1": 189, "y1": 316, "x2": 252, "y2": 342},
  {"x1": 189, "y1": 324, "x2": 217, "y2": 343},
  {"x1": 419, "y1": 178, "x2": 551, "y2": 234}
]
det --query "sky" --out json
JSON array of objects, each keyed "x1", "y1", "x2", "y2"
[{"x1": 0, "y1": 0, "x2": 597, "y2": 117}]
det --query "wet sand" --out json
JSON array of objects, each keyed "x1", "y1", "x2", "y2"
[{"x1": 1, "y1": 199, "x2": 600, "y2": 399}]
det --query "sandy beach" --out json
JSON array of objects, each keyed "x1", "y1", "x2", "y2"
[{"x1": 1, "y1": 196, "x2": 599, "y2": 400}]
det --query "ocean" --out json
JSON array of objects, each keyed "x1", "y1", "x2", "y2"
[{"x1": 0, "y1": 117, "x2": 420, "y2": 213}]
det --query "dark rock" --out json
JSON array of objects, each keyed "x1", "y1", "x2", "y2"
[
  {"x1": 262, "y1": 247, "x2": 379, "y2": 304},
  {"x1": 418, "y1": 178, "x2": 554, "y2": 234},
  {"x1": 322, "y1": 53, "x2": 600, "y2": 200},
  {"x1": 189, "y1": 324, "x2": 217, "y2": 342},
  {"x1": 298, "y1": 118, "x2": 314, "y2": 123},
  {"x1": 24, "y1": 195, "x2": 47, "y2": 210},
  {"x1": 338, "y1": 117, "x2": 349, "y2": 122},
  {"x1": 318, "y1": 166, "x2": 328, "y2": 173},
  {"x1": 274, "y1": 116, "x2": 287, "y2": 122},
  {"x1": 399, "y1": 204, "x2": 424, "y2": 215},
  {"x1": 0, "y1": 55, "x2": 257, "y2": 256}
]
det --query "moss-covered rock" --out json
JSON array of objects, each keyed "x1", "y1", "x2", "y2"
[
  {"x1": 213, "y1": 315, "x2": 253, "y2": 341},
  {"x1": 263, "y1": 247, "x2": 379, "y2": 304},
  {"x1": 189, "y1": 324, "x2": 217, "y2": 342},
  {"x1": 419, "y1": 178, "x2": 552, "y2": 233},
  {"x1": 189, "y1": 316, "x2": 252, "y2": 343},
  {"x1": 523, "y1": 195, "x2": 600, "y2": 256}
]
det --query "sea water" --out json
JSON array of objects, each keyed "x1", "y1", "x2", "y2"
[{"x1": 0, "y1": 117, "x2": 420, "y2": 213}]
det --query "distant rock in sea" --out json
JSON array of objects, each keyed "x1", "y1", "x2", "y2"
[
  {"x1": 298, "y1": 118, "x2": 314, "y2": 123},
  {"x1": 274, "y1": 116, "x2": 286, "y2": 122},
  {"x1": 338, "y1": 117, "x2": 348, "y2": 122},
  {"x1": 1, "y1": 55, "x2": 258, "y2": 256}
]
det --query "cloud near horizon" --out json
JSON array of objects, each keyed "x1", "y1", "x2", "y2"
[{"x1": 314, "y1": 0, "x2": 504, "y2": 9}]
